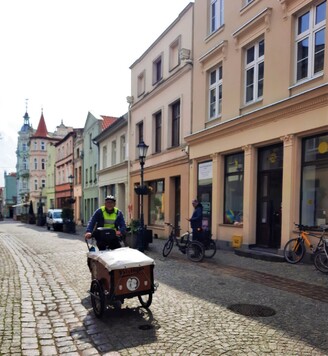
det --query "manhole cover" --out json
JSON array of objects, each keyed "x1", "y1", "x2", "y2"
[
  {"x1": 138, "y1": 324, "x2": 154, "y2": 330},
  {"x1": 228, "y1": 303, "x2": 276, "y2": 317}
]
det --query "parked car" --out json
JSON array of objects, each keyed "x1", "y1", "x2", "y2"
[{"x1": 46, "y1": 209, "x2": 63, "y2": 231}]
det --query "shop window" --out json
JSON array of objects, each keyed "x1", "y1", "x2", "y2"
[
  {"x1": 301, "y1": 133, "x2": 328, "y2": 226},
  {"x1": 224, "y1": 153, "x2": 244, "y2": 224},
  {"x1": 149, "y1": 180, "x2": 165, "y2": 226}
]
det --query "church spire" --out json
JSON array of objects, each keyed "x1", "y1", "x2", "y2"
[
  {"x1": 33, "y1": 109, "x2": 48, "y2": 138},
  {"x1": 23, "y1": 98, "x2": 30, "y2": 125}
]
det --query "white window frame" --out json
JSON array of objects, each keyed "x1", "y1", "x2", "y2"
[
  {"x1": 208, "y1": 64, "x2": 223, "y2": 120},
  {"x1": 295, "y1": 0, "x2": 326, "y2": 82},
  {"x1": 210, "y1": 0, "x2": 224, "y2": 34},
  {"x1": 111, "y1": 140, "x2": 117, "y2": 165},
  {"x1": 120, "y1": 135, "x2": 126, "y2": 162},
  {"x1": 244, "y1": 38, "x2": 265, "y2": 104},
  {"x1": 152, "y1": 55, "x2": 163, "y2": 84},
  {"x1": 102, "y1": 145, "x2": 107, "y2": 169}
]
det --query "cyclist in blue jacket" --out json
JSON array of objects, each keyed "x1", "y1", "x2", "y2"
[
  {"x1": 85, "y1": 195, "x2": 126, "y2": 250},
  {"x1": 188, "y1": 199, "x2": 203, "y2": 241}
]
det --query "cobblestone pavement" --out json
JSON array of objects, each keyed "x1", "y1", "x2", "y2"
[{"x1": 0, "y1": 220, "x2": 328, "y2": 355}]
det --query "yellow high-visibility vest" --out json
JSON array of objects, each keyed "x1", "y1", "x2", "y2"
[{"x1": 101, "y1": 206, "x2": 118, "y2": 229}]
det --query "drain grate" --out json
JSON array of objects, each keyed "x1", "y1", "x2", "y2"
[
  {"x1": 138, "y1": 324, "x2": 154, "y2": 330},
  {"x1": 228, "y1": 303, "x2": 276, "y2": 317}
]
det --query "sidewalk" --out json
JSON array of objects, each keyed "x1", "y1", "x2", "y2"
[{"x1": 75, "y1": 224, "x2": 328, "y2": 290}]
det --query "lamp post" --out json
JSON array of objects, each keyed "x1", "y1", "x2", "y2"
[
  {"x1": 136, "y1": 140, "x2": 149, "y2": 251},
  {"x1": 66, "y1": 174, "x2": 76, "y2": 233}
]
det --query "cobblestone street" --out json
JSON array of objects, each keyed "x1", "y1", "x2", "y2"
[{"x1": 1, "y1": 220, "x2": 328, "y2": 355}]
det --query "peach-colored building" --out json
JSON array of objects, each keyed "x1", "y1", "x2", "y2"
[
  {"x1": 186, "y1": 0, "x2": 328, "y2": 252},
  {"x1": 129, "y1": 3, "x2": 194, "y2": 237}
]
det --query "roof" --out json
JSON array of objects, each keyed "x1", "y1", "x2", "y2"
[
  {"x1": 101, "y1": 116, "x2": 117, "y2": 131},
  {"x1": 32, "y1": 112, "x2": 48, "y2": 138}
]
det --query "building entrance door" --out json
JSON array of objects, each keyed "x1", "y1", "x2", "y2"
[{"x1": 256, "y1": 144, "x2": 283, "y2": 248}]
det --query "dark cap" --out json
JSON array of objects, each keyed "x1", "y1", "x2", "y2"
[{"x1": 105, "y1": 195, "x2": 116, "y2": 202}]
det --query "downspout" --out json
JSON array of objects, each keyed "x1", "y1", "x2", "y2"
[{"x1": 126, "y1": 96, "x2": 134, "y2": 224}]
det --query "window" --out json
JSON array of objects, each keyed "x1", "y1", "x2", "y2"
[
  {"x1": 41, "y1": 141, "x2": 45, "y2": 150},
  {"x1": 34, "y1": 158, "x2": 38, "y2": 170},
  {"x1": 22, "y1": 143, "x2": 27, "y2": 152},
  {"x1": 169, "y1": 38, "x2": 180, "y2": 70},
  {"x1": 89, "y1": 133, "x2": 92, "y2": 149},
  {"x1": 245, "y1": 38, "x2": 264, "y2": 103},
  {"x1": 111, "y1": 141, "x2": 117, "y2": 165},
  {"x1": 295, "y1": 1, "x2": 326, "y2": 82},
  {"x1": 23, "y1": 158, "x2": 27, "y2": 170},
  {"x1": 210, "y1": 0, "x2": 224, "y2": 34},
  {"x1": 209, "y1": 64, "x2": 223, "y2": 120},
  {"x1": 171, "y1": 101, "x2": 180, "y2": 147},
  {"x1": 301, "y1": 133, "x2": 328, "y2": 226},
  {"x1": 34, "y1": 179, "x2": 38, "y2": 190},
  {"x1": 137, "y1": 71, "x2": 145, "y2": 97},
  {"x1": 224, "y1": 153, "x2": 244, "y2": 224},
  {"x1": 120, "y1": 135, "x2": 126, "y2": 162},
  {"x1": 102, "y1": 146, "x2": 107, "y2": 169},
  {"x1": 94, "y1": 164, "x2": 97, "y2": 182},
  {"x1": 41, "y1": 159, "x2": 45, "y2": 170},
  {"x1": 137, "y1": 121, "x2": 144, "y2": 144},
  {"x1": 41, "y1": 179, "x2": 46, "y2": 188},
  {"x1": 89, "y1": 166, "x2": 93, "y2": 184},
  {"x1": 34, "y1": 141, "x2": 37, "y2": 150},
  {"x1": 153, "y1": 55, "x2": 163, "y2": 84},
  {"x1": 149, "y1": 180, "x2": 165, "y2": 226},
  {"x1": 85, "y1": 168, "x2": 88, "y2": 186},
  {"x1": 154, "y1": 111, "x2": 162, "y2": 153}
]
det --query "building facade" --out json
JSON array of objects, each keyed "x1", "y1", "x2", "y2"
[
  {"x1": 186, "y1": 0, "x2": 328, "y2": 251},
  {"x1": 129, "y1": 3, "x2": 194, "y2": 238},
  {"x1": 93, "y1": 114, "x2": 129, "y2": 220}
]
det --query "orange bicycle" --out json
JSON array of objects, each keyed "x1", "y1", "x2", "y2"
[{"x1": 283, "y1": 223, "x2": 328, "y2": 264}]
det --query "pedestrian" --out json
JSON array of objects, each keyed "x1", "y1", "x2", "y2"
[
  {"x1": 188, "y1": 198, "x2": 203, "y2": 241},
  {"x1": 85, "y1": 195, "x2": 127, "y2": 250}
]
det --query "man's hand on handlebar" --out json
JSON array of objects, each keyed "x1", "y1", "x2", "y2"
[{"x1": 85, "y1": 232, "x2": 92, "y2": 240}]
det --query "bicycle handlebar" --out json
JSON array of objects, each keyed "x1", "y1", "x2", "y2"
[{"x1": 295, "y1": 223, "x2": 328, "y2": 232}]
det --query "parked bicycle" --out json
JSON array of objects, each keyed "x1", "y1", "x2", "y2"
[
  {"x1": 313, "y1": 236, "x2": 328, "y2": 274},
  {"x1": 283, "y1": 223, "x2": 328, "y2": 264},
  {"x1": 192, "y1": 229, "x2": 217, "y2": 258},
  {"x1": 162, "y1": 222, "x2": 204, "y2": 262}
]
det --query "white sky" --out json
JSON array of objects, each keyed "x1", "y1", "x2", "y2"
[{"x1": 0, "y1": 0, "x2": 192, "y2": 187}]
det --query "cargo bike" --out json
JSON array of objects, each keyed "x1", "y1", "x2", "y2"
[{"x1": 87, "y1": 227, "x2": 157, "y2": 318}]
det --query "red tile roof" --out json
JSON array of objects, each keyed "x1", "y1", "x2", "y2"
[
  {"x1": 33, "y1": 112, "x2": 48, "y2": 138},
  {"x1": 101, "y1": 116, "x2": 117, "y2": 131}
]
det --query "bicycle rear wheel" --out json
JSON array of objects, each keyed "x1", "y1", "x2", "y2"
[
  {"x1": 186, "y1": 241, "x2": 204, "y2": 262},
  {"x1": 204, "y1": 239, "x2": 217, "y2": 258},
  {"x1": 283, "y1": 237, "x2": 305, "y2": 264},
  {"x1": 313, "y1": 250, "x2": 328, "y2": 274},
  {"x1": 162, "y1": 237, "x2": 174, "y2": 257}
]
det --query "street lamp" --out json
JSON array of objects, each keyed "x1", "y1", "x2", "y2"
[
  {"x1": 136, "y1": 140, "x2": 149, "y2": 251},
  {"x1": 66, "y1": 174, "x2": 76, "y2": 233},
  {"x1": 68, "y1": 174, "x2": 74, "y2": 202}
]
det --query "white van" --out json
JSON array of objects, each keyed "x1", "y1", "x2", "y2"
[{"x1": 46, "y1": 209, "x2": 63, "y2": 231}]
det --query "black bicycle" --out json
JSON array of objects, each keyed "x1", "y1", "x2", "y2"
[{"x1": 162, "y1": 222, "x2": 205, "y2": 262}]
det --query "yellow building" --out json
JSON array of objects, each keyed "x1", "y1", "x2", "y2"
[
  {"x1": 187, "y1": 0, "x2": 327, "y2": 251},
  {"x1": 129, "y1": 3, "x2": 194, "y2": 238}
]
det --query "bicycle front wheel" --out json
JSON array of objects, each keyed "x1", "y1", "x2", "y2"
[
  {"x1": 204, "y1": 239, "x2": 217, "y2": 258},
  {"x1": 186, "y1": 241, "x2": 204, "y2": 262},
  {"x1": 162, "y1": 237, "x2": 174, "y2": 257},
  {"x1": 283, "y1": 237, "x2": 305, "y2": 264},
  {"x1": 313, "y1": 250, "x2": 328, "y2": 274}
]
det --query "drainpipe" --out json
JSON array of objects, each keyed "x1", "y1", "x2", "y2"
[{"x1": 126, "y1": 96, "x2": 134, "y2": 223}]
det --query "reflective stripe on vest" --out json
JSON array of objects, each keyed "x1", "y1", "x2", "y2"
[{"x1": 101, "y1": 206, "x2": 118, "y2": 229}]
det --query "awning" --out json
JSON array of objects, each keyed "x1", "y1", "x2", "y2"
[{"x1": 12, "y1": 203, "x2": 29, "y2": 208}]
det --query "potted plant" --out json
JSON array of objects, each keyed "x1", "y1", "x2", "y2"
[{"x1": 62, "y1": 207, "x2": 76, "y2": 233}]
